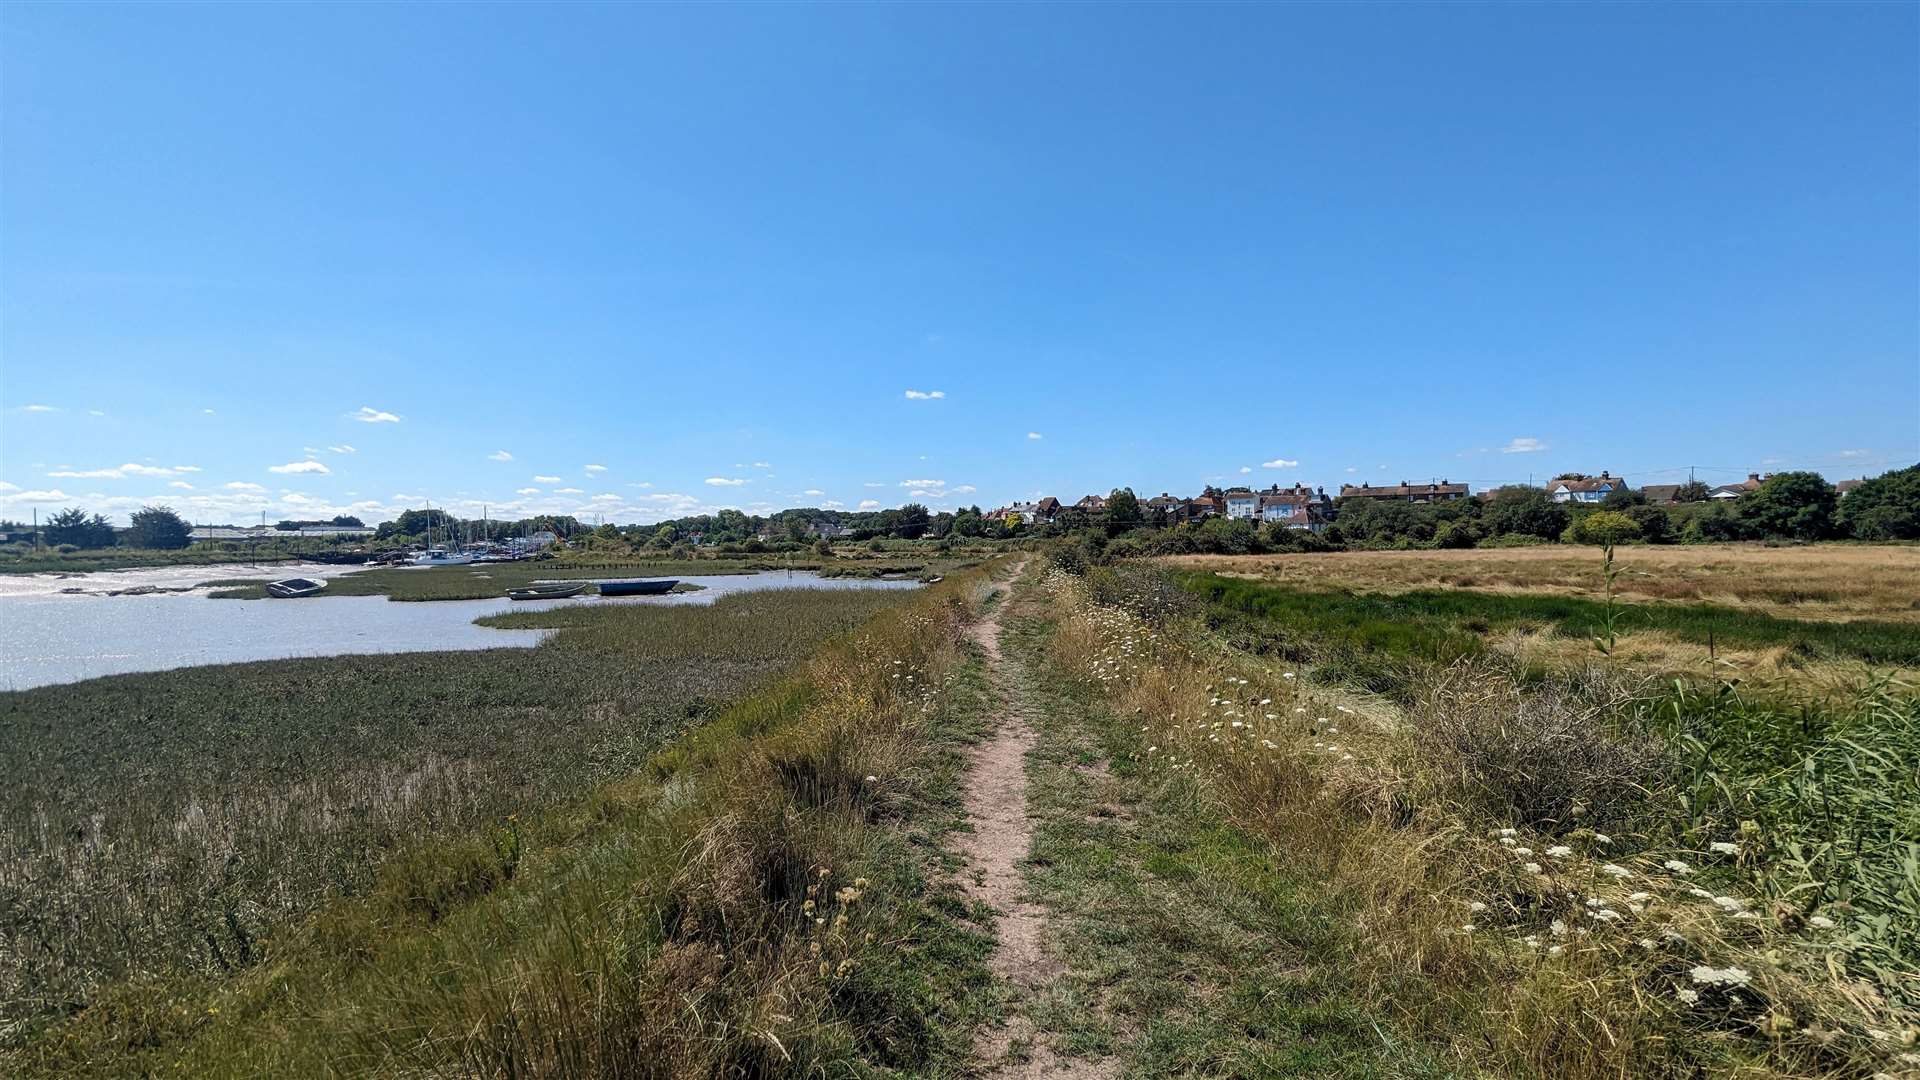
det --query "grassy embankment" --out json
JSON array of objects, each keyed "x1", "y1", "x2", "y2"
[
  {"x1": 4, "y1": 562, "x2": 1014, "y2": 1076},
  {"x1": 0, "y1": 546, "x2": 312, "y2": 575},
  {"x1": 1038, "y1": 561, "x2": 1919, "y2": 1077}
]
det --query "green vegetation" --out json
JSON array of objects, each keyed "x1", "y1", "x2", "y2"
[
  {"x1": 1043, "y1": 558, "x2": 1920, "y2": 1076},
  {"x1": 1179, "y1": 571, "x2": 1920, "y2": 677},
  {"x1": 0, "y1": 587, "x2": 911, "y2": 1045},
  {"x1": 1838, "y1": 463, "x2": 1920, "y2": 540}
]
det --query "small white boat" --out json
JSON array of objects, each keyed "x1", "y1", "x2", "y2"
[
  {"x1": 266, "y1": 577, "x2": 327, "y2": 599},
  {"x1": 412, "y1": 547, "x2": 474, "y2": 566}
]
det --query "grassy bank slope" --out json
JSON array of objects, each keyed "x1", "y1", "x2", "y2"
[
  {"x1": 5, "y1": 562, "x2": 1013, "y2": 1076},
  {"x1": 0, "y1": 587, "x2": 910, "y2": 1047}
]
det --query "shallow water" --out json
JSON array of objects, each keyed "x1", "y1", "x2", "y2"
[{"x1": 0, "y1": 567, "x2": 918, "y2": 691}]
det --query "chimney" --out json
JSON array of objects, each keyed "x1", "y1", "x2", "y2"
[{"x1": 1748, "y1": 473, "x2": 1761, "y2": 483}]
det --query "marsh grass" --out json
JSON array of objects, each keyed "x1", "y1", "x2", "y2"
[
  {"x1": 0, "y1": 588, "x2": 908, "y2": 1042},
  {"x1": 4, "y1": 565, "x2": 1009, "y2": 1076},
  {"x1": 1041, "y1": 565, "x2": 1920, "y2": 1077}
]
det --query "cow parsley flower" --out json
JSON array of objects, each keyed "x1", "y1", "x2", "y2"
[
  {"x1": 1808, "y1": 915, "x2": 1837, "y2": 930},
  {"x1": 1709, "y1": 841, "x2": 1740, "y2": 856},
  {"x1": 1663, "y1": 859, "x2": 1693, "y2": 875},
  {"x1": 1601, "y1": 864, "x2": 1631, "y2": 879},
  {"x1": 1545, "y1": 845, "x2": 1573, "y2": 858}
]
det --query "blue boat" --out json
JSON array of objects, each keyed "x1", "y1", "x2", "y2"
[{"x1": 597, "y1": 579, "x2": 677, "y2": 597}]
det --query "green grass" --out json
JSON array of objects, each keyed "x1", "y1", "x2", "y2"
[
  {"x1": 0, "y1": 587, "x2": 910, "y2": 1042},
  {"x1": 1180, "y1": 571, "x2": 1920, "y2": 673},
  {"x1": 0, "y1": 545, "x2": 313, "y2": 575},
  {"x1": 1000, "y1": 612, "x2": 1443, "y2": 1077}
]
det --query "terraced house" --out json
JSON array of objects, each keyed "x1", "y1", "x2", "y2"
[{"x1": 1337, "y1": 479, "x2": 1471, "y2": 503}]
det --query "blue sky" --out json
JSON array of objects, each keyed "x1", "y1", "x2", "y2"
[{"x1": 3, "y1": 2, "x2": 1915, "y2": 525}]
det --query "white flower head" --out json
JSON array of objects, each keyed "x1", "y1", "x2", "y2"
[
  {"x1": 1709, "y1": 841, "x2": 1740, "y2": 856},
  {"x1": 1663, "y1": 859, "x2": 1693, "y2": 875},
  {"x1": 1545, "y1": 845, "x2": 1573, "y2": 858}
]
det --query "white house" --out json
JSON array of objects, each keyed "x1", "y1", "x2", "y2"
[
  {"x1": 1224, "y1": 489, "x2": 1260, "y2": 519},
  {"x1": 1546, "y1": 472, "x2": 1631, "y2": 504}
]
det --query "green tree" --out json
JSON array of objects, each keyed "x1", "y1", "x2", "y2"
[
  {"x1": 1738, "y1": 471, "x2": 1836, "y2": 540},
  {"x1": 894, "y1": 503, "x2": 931, "y2": 539},
  {"x1": 128, "y1": 505, "x2": 192, "y2": 549},
  {"x1": 1483, "y1": 486, "x2": 1570, "y2": 540},
  {"x1": 1567, "y1": 510, "x2": 1641, "y2": 546},
  {"x1": 951, "y1": 508, "x2": 985, "y2": 537},
  {"x1": 1623, "y1": 504, "x2": 1673, "y2": 544},
  {"x1": 1835, "y1": 464, "x2": 1920, "y2": 541},
  {"x1": 1673, "y1": 480, "x2": 1712, "y2": 503},
  {"x1": 1601, "y1": 486, "x2": 1647, "y2": 509},
  {"x1": 44, "y1": 507, "x2": 117, "y2": 548},
  {"x1": 1105, "y1": 487, "x2": 1142, "y2": 534}
]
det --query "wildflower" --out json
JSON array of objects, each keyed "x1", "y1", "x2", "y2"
[
  {"x1": 1524, "y1": 862, "x2": 1543, "y2": 874},
  {"x1": 1259, "y1": 698, "x2": 1271, "y2": 705},
  {"x1": 1513, "y1": 847, "x2": 1533, "y2": 857},
  {"x1": 1593, "y1": 833, "x2": 1612, "y2": 845},
  {"x1": 1550, "y1": 919, "x2": 1569, "y2": 937},
  {"x1": 1636, "y1": 938, "x2": 1657, "y2": 949},
  {"x1": 1688, "y1": 965, "x2": 1751, "y2": 988},
  {"x1": 1547, "y1": 944, "x2": 1565, "y2": 956},
  {"x1": 1627, "y1": 891, "x2": 1653, "y2": 903},
  {"x1": 1340, "y1": 753, "x2": 1355, "y2": 761},
  {"x1": 1545, "y1": 845, "x2": 1573, "y2": 858},
  {"x1": 1491, "y1": 828, "x2": 1518, "y2": 839},
  {"x1": 1460, "y1": 924, "x2": 1477, "y2": 933},
  {"x1": 1592, "y1": 909, "x2": 1623, "y2": 923},
  {"x1": 1283, "y1": 672, "x2": 1295, "y2": 679},
  {"x1": 1147, "y1": 746, "x2": 1158, "y2": 753},
  {"x1": 1687, "y1": 887, "x2": 1713, "y2": 899},
  {"x1": 865, "y1": 775, "x2": 879, "y2": 782},
  {"x1": 1709, "y1": 841, "x2": 1740, "y2": 856},
  {"x1": 1711, "y1": 896, "x2": 1744, "y2": 913},
  {"x1": 1601, "y1": 864, "x2": 1631, "y2": 879},
  {"x1": 1663, "y1": 859, "x2": 1693, "y2": 875},
  {"x1": 1808, "y1": 915, "x2": 1836, "y2": 930},
  {"x1": 1675, "y1": 987, "x2": 1700, "y2": 1005},
  {"x1": 1468, "y1": 901, "x2": 1487, "y2": 914}
]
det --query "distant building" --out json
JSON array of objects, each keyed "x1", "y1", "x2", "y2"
[
  {"x1": 1144, "y1": 493, "x2": 1185, "y2": 520},
  {"x1": 1710, "y1": 473, "x2": 1770, "y2": 500},
  {"x1": 1223, "y1": 488, "x2": 1260, "y2": 519},
  {"x1": 1641, "y1": 484, "x2": 1686, "y2": 505},
  {"x1": 1546, "y1": 472, "x2": 1630, "y2": 504},
  {"x1": 1338, "y1": 480, "x2": 1470, "y2": 503},
  {"x1": 1258, "y1": 484, "x2": 1333, "y2": 531},
  {"x1": 1073, "y1": 494, "x2": 1107, "y2": 514},
  {"x1": 1835, "y1": 479, "x2": 1865, "y2": 497}
]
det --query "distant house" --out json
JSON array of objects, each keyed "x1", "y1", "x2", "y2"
[
  {"x1": 1710, "y1": 473, "x2": 1770, "y2": 500},
  {"x1": 1338, "y1": 479, "x2": 1470, "y2": 503},
  {"x1": 1185, "y1": 496, "x2": 1223, "y2": 519},
  {"x1": 1258, "y1": 484, "x2": 1333, "y2": 531},
  {"x1": 1145, "y1": 493, "x2": 1185, "y2": 520},
  {"x1": 1223, "y1": 488, "x2": 1260, "y2": 520},
  {"x1": 812, "y1": 522, "x2": 853, "y2": 540},
  {"x1": 1641, "y1": 484, "x2": 1685, "y2": 505},
  {"x1": 1073, "y1": 494, "x2": 1107, "y2": 514},
  {"x1": 1835, "y1": 479, "x2": 1865, "y2": 498},
  {"x1": 1546, "y1": 472, "x2": 1630, "y2": 504},
  {"x1": 1005, "y1": 497, "x2": 1062, "y2": 525}
]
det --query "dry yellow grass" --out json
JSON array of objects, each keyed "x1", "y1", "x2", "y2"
[{"x1": 1165, "y1": 543, "x2": 1920, "y2": 622}]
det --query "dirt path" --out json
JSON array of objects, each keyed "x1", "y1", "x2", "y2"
[{"x1": 955, "y1": 567, "x2": 1115, "y2": 1079}]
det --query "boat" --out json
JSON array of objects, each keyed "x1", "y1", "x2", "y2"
[
  {"x1": 505, "y1": 581, "x2": 590, "y2": 601},
  {"x1": 597, "y1": 578, "x2": 677, "y2": 597},
  {"x1": 412, "y1": 547, "x2": 474, "y2": 566},
  {"x1": 266, "y1": 577, "x2": 327, "y2": 599}
]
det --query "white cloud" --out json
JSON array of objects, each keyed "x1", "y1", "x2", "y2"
[
  {"x1": 533, "y1": 475, "x2": 563, "y2": 483},
  {"x1": 1261, "y1": 458, "x2": 1299, "y2": 469},
  {"x1": 328, "y1": 445, "x2": 356, "y2": 454},
  {"x1": 822, "y1": 499, "x2": 846, "y2": 508},
  {"x1": 803, "y1": 488, "x2": 826, "y2": 496},
  {"x1": 488, "y1": 450, "x2": 514, "y2": 462},
  {"x1": 904, "y1": 389, "x2": 946, "y2": 400},
  {"x1": 859, "y1": 499, "x2": 882, "y2": 509},
  {"x1": 752, "y1": 461, "x2": 772, "y2": 469},
  {"x1": 87, "y1": 409, "x2": 106, "y2": 417},
  {"x1": 590, "y1": 493, "x2": 621, "y2": 502},
  {"x1": 516, "y1": 487, "x2": 541, "y2": 495},
  {"x1": 1500, "y1": 437, "x2": 1547, "y2": 454},
  {"x1": 20, "y1": 404, "x2": 59, "y2": 413},
  {"x1": 629, "y1": 481, "x2": 653, "y2": 489},
  {"x1": 705, "y1": 477, "x2": 747, "y2": 487},
  {"x1": 351, "y1": 406, "x2": 402, "y2": 424},
  {"x1": 268, "y1": 460, "x2": 331, "y2": 475},
  {"x1": 1839, "y1": 448, "x2": 1870, "y2": 458},
  {"x1": 585, "y1": 464, "x2": 607, "y2": 474},
  {"x1": 1027, "y1": 432, "x2": 1043, "y2": 440},
  {"x1": 1346, "y1": 467, "x2": 1359, "y2": 473},
  {"x1": 202, "y1": 408, "x2": 216, "y2": 415},
  {"x1": 951, "y1": 484, "x2": 976, "y2": 494},
  {"x1": 225, "y1": 481, "x2": 267, "y2": 492},
  {"x1": 47, "y1": 462, "x2": 199, "y2": 480},
  {"x1": 554, "y1": 487, "x2": 584, "y2": 494},
  {"x1": 900, "y1": 479, "x2": 943, "y2": 488},
  {"x1": 169, "y1": 481, "x2": 195, "y2": 490},
  {"x1": 1238, "y1": 466, "x2": 1252, "y2": 474},
  {"x1": 863, "y1": 482, "x2": 887, "y2": 488},
  {"x1": 0, "y1": 481, "x2": 17, "y2": 492}
]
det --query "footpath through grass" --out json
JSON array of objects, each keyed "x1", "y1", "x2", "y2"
[{"x1": 993, "y1": 599, "x2": 1442, "y2": 1077}]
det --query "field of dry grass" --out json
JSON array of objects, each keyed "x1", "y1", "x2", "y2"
[{"x1": 1166, "y1": 543, "x2": 1920, "y2": 622}]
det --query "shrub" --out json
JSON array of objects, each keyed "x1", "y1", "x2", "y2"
[
  {"x1": 1564, "y1": 510, "x2": 1641, "y2": 546},
  {"x1": 1410, "y1": 663, "x2": 1663, "y2": 834},
  {"x1": 1432, "y1": 519, "x2": 1482, "y2": 549},
  {"x1": 1623, "y1": 504, "x2": 1673, "y2": 544},
  {"x1": 1738, "y1": 471, "x2": 1837, "y2": 540},
  {"x1": 1835, "y1": 463, "x2": 1920, "y2": 540},
  {"x1": 1483, "y1": 486, "x2": 1570, "y2": 540}
]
